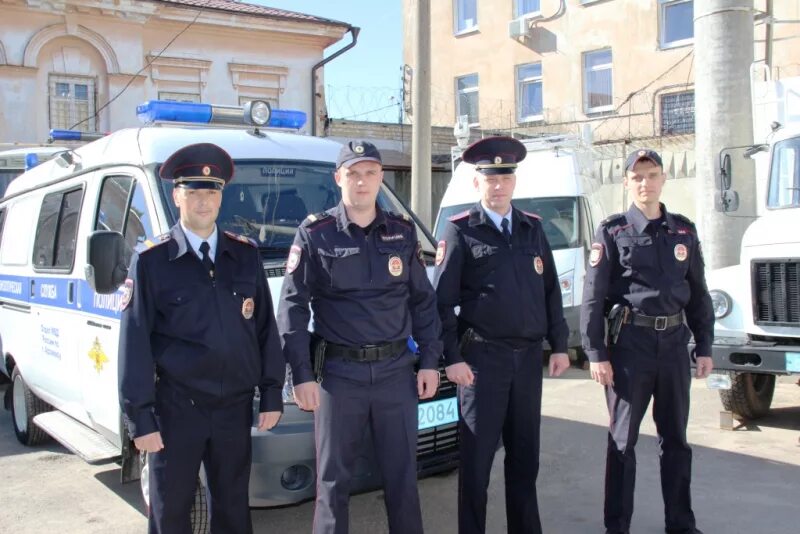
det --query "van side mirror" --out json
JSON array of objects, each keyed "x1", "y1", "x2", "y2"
[
  {"x1": 718, "y1": 153, "x2": 732, "y2": 191},
  {"x1": 86, "y1": 231, "x2": 129, "y2": 294}
]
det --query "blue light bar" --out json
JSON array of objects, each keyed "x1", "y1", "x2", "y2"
[
  {"x1": 136, "y1": 100, "x2": 307, "y2": 129},
  {"x1": 49, "y1": 129, "x2": 108, "y2": 142}
]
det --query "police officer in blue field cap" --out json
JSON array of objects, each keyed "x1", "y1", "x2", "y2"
[
  {"x1": 580, "y1": 148, "x2": 714, "y2": 534},
  {"x1": 277, "y1": 140, "x2": 442, "y2": 534},
  {"x1": 434, "y1": 136, "x2": 571, "y2": 534},
  {"x1": 118, "y1": 143, "x2": 285, "y2": 534}
]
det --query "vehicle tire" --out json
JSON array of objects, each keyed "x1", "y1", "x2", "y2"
[
  {"x1": 719, "y1": 371, "x2": 776, "y2": 420},
  {"x1": 10, "y1": 367, "x2": 52, "y2": 446},
  {"x1": 140, "y1": 452, "x2": 210, "y2": 534}
]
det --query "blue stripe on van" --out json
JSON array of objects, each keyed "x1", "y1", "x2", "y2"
[{"x1": 0, "y1": 274, "x2": 124, "y2": 320}]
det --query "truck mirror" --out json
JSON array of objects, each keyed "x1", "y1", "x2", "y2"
[
  {"x1": 714, "y1": 190, "x2": 739, "y2": 213},
  {"x1": 718, "y1": 153, "x2": 732, "y2": 191},
  {"x1": 85, "y1": 231, "x2": 129, "y2": 294}
]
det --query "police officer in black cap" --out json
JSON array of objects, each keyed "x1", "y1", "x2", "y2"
[
  {"x1": 434, "y1": 136, "x2": 570, "y2": 534},
  {"x1": 277, "y1": 140, "x2": 442, "y2": 534},
  {"x1": 118, "y1": 142, "x2": 285, "y2": 534},
  {"x1": 580, "y1": 148, "x2": 714, "y2": 534}
]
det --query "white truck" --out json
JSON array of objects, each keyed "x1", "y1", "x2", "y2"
[{"x1": 707, "y1": 74, "x2": 800, "y2": 419}]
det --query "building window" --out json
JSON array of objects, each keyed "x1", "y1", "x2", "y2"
[
  {"x1": 158, "y1": 91, "x2": 201, "y2": 103},
  {"x1": 583, "y1": 49, "x2": 613, "y2": 114},
  {"x1": 659, "y1": 0, "x2": 694, "y2": 49},
  {"x1": 517, "y1": 63, "x2": 543, "y2": 122},
  {"x1": 515, "y1": 0, "x2": 540, "y2": 17},
  {"x1": 456, "y1": 74, "x2": 479, "y2": 126},
  {"x1": 49, "y1": 75, "x2": 96, "y2": 132},
  {"x1": 661, "y1": 91, "x2": 695, "y2": 135},
  {"x1": 454, "y1": 0, "x2": 478, "y2": 34}
]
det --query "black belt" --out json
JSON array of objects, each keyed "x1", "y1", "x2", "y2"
[
  {"x1": 624, "y1": 311, "x2": 683, "y2": 331},
  {"x1": 324, "y1": 339, "x2": 408, "y2": 362},
  {"x1": 467, "y1": 329, "x2": 542, "y2": 350}
]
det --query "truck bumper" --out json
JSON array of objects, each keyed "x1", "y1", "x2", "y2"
[{"x1": 701, "y1": 336, "x2": 800, "y2": 375}]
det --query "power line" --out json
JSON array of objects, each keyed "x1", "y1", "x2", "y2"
[{"x1": 68, "y1": 10, "x2": 203, "y2": 131}]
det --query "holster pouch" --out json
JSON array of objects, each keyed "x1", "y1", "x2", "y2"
[
  {"x1": 458, "y1": 327, "x2": 475, "y2": 356},
  {"x1": 606, "y1": 304, "x2": 629, "y2": 346},
  {"x1": 310, "y1": 335, "x2": 327, "y2": 383}
]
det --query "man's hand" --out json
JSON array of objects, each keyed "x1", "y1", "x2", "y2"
[
  {"x1": 293, "y1": 381, "x2": 320, "y2": 412},
  {"x1": 133, "y1": 431, "x2": 164, "y2": 453},
  {"x1": 548, "y1": 352, "x2": 570, "y2": 377},
  {"x1": 257, "y1": 411, "x2": 282, "y2": 431},
  {"x1": 417, "y1": 369, "x2": 439, "y2": 400},
  {"x1": 445, "y1": 362, "x2": 475, "y2": 386},
  {"x1": 590, "y1": 361, "x2": 614, "y2": 387},
  {"x1": 695, "y1": 356, "x2": 713, "y2": 379}
]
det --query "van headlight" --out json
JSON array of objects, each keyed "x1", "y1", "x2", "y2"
[
  {"x1": 282, "y1": 364, "x2": 296, "y2": 404},
  {"x1": 559, "y1": 270, "x2": 574, "y2": 307},
  {"x1": 710, "y1": 290, "x2": 732, "y2": 319}
]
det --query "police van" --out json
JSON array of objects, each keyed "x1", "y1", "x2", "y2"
[
  {"x1": 0, "y1": 100, "x2": 459, "y2": 529},
  {"x1": 434, "y1": 135, "x2": 603, "y2": 351},
  {"x1": 0, "y1": 146, "x2": 68, "y2": 198}
]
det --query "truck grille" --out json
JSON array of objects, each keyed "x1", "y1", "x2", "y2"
[
  {"x1": 753, "y1": 260, "x2": 800, "y2": 326},
  {"x1": 416, "y1": 367, "x2": 459, "y2": 465},
  {"x1": 263, "y1": 265, "x2": 286, "y2": 278}
]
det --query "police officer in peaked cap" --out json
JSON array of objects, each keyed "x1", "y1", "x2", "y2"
[
  {"x1": 277, "y1": 140, "x2": 442, "y2": 533},
  {"x1": 434, "y1": 136, "x2": 571, "y2": 534},
  {"x1": 118, "y1": 142, "x2": 285, "y2": 534},
  {"x1": 580, "y1": 148, "x2": 714, "y2": 534}
]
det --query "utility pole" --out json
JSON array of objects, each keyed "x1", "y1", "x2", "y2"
[
  {"x1": 694, "y1": 0, "x2": 757, "y2": 270},
  {"x1": 410, "y1": 0, "x2": 432, "y2": 228}
]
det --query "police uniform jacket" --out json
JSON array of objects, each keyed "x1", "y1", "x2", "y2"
[
  {"x1": 580, "y1": 203, "x2": 714, "y2": 363},
  {"x1": 119, "y1": 224, "x2": 285, "y2": 438},
  {"x1": 278, "y1": 202, "x2": 442, "y2": 384},
  {"x1": 434, "y1": 202, "x2": 569, "y2": 365}
]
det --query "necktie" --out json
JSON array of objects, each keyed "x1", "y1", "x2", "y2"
[
  {"x1": 199, "y1": 241, "x2": 214, "y2": 278},
  {"x1": 501, "y1": 218, "x2": 511, "y2": 244}
]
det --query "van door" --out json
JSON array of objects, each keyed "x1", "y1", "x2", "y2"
[
  {"x1": 30, "y1": 185, "x2": 86, "y2": 418},
  {"x1": 78, "y1": 172, "x2": 156, "y2": 442}
]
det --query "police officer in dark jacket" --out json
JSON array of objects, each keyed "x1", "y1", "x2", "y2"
[
  {"x1": 118, "y1": 143, "x2": 284, "y2": 534},
  {"x1": 277, "y1": 140, "x2": 442, "y2": 534},
  {"x1": 434, "y1": 136, "x2": 571, "y2": 534},
  {"x1": 580, "y1": 149, "x2": 714, "y2": 534}
]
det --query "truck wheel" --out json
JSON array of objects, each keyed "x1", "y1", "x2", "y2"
[
  {"x1": 719, "y1": 371, "x2": 776, "y2": 420},
  {"x1": 140, "y1": 452, "x2": 210, "y2": 534},
  {"x1": 10, "y1": 367, "x2": 52, "y2": 446}
]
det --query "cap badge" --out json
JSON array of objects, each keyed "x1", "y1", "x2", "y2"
[
  {"x1": 589, "y1": 243, "x2": 604, "y2": 267},
  {"x1": 202, "y1": 165, "x2": 211, "y2": 176},
  {"x1": 242, "y1": 297, "x2": 255, "y2": 319},
  {"x1": 435, "y1": 240, "x2": 446, "y2": 266},
  {"x1": 638, "y1": 150, "x2": 646, "y2": 157},
  {"x1": 534, "y1": 256, "x2": 544, "y2": 275},
  {"x1": 674, "y1": 244, "x2": 688, "y2": 262},
  {"x1": 286, "y1": 245, "x2": 302, "y2": 274},
  {"x1": 388, "y1": 255, "x2": 403, "y2": 277},
  {"x1": 354, "y1": 144, "x2": 365, "y2": 154},
  {"x1": 494, "y1": 156, "x2": 503, "y2": 164}
]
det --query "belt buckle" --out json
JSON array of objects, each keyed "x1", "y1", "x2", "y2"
[{"x1": 654, "y1": 316, "x2": 668, "y2": 331}]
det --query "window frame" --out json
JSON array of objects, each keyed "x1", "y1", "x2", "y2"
[
  {"x1": 766, "y1": 137, "x2": 800, "y2": 210},
  {"x1": 659, "y1": 0, "x2": 694, "y2": 50},
  {"x1": 516, "y1": 62, "x2": 543, "y2": 123},
  {"x1": 48, "y1": 74, "x2": 97, "y2": 132},
  {"x1": 455, "y1": 73, "x2": 480, "y2": 127},
  {"x1": 514, "y1": 0, "x2": 541, "y2": 18},
  {"x1": 583, "y1": 48, "x2": 614, "y2": 114},
  {"x1": 453, "y1": 0, "x2": 479, "y2": 35},
  {"x1": 32, "y1": 185, "x2": 86, "y2": 273}
]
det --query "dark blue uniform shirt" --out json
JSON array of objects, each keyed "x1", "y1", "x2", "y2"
[
  {"x1": 580, "y1": 203, "x2": 714, "y2": 363},
  {"x1": 433, "y1": 203, "x2": 569, "y2": 365},
  {"x1": 119, "y1": 224, "x2": 285, "y2": 438},
  {"x1": 278, "y1": 202, "x2": 442, "y2": 384}
]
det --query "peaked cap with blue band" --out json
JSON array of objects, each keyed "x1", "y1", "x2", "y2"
[
  {"x1": 462, "y1": 136, "x2": 527, "y2": 175},
  {"x1": 159, "y1": 143, "x2": 234, "y2": 190}
]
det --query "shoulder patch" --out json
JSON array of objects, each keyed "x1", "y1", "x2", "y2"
[
  {"x1": 448, "y1": 210, "x2": 470, "y2": 222},
  {"x1": 224, "y1": 230, "x2": 257, "y2": 247},
  {"x1": 522, "y1": 210, "x2": 542, "y2": 220}
]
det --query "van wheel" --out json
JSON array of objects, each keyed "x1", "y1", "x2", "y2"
[
  {"x1": 10, "y1": 367, "x2": 52, "y2": 446},
  {"x1": 140, "y1": 452, "x2": 210, "y2": 534},
  {"x1": 719, "y1": 371, "x2": 775, "y2": 420}
]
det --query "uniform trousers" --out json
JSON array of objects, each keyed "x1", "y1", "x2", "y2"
[
  {"x1": 148, "y1": 384, "x2": 253, "y2": 534},
  {"x1": 313, "y1": 351, "x2": 422, "y2": 534},
  {"x1": 604, "y1": 323, "x2": 695, "y2": 533},
  {"x1": 458, "y1": 340, "x2": 544, "y2": 534}
]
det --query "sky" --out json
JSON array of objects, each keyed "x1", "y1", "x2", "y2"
[{"x1": 254, "y1": 1, "x2": 405, "y2": 123}]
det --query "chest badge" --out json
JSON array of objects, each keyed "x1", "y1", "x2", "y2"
[
  {"x1": 534, "y1": 256, "x2": 544, "y2": 275},
  {"x1": 242, "y1": 297, "x2": 255, "y2": 319},
  {"x1": 388, "y1": 255, "x2": 403, "y2": 277},
  {"x1": 435, "y1": 240, "x2": 446, "y2": 266},
  {"x1": 589, "y1": 243, "x2": 604, "y2": 267},
  {"x1": 674, "y1": 243, "x2": 688, "y2": 262}
]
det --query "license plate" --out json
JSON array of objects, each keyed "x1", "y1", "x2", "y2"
[
  {"x1": 787, "y1": 352, "x2": 800, "y2": 372},
  {"x1": 418, "y1": 397, "x2": 458, "y2": 430}
]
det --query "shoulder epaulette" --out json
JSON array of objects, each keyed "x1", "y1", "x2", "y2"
[
  {"x1": 448, "y1": 210, "x2": 470, "y2": 222},
  {"x1": 224, "y1": 230, "x2": 257, "y2": 247},
  {"x1": 521, "y1": 210, "x2": 542, "y2": 220},
  {"x1": 303, "y1": 212, "x2": 332, "y2": 228},
  {"x1": 386, "y1": 211, "x2": 413, "y2": 226},
  {"x1": 672, "y1": 213, "x2": 696, "y2": 227},
  {"x1": 140, "y1": 233, "x2": 171, "y2": 253},
  {"x1": 600, "y1": 213, "x2": 627, "y2": 227}
]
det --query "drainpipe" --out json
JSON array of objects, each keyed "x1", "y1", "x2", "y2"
[{"x1": 311, "y1": 26, "x2": 360, "y2": 136}]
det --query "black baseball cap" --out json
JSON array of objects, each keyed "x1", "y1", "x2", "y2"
[
  {"x1": 337, "y1": 140, "x2": 382, "y2": 169},
  {"x1": 625, "y1": 148, "x2": 663, "y2": 172}
]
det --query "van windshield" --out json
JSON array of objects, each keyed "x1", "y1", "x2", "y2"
[
  {"x1": 159, "y1": 160, "x2": 435, "y2": 257},
  {"x1": 435, "y1": 197, "x2": 579, "y2": 251}
]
